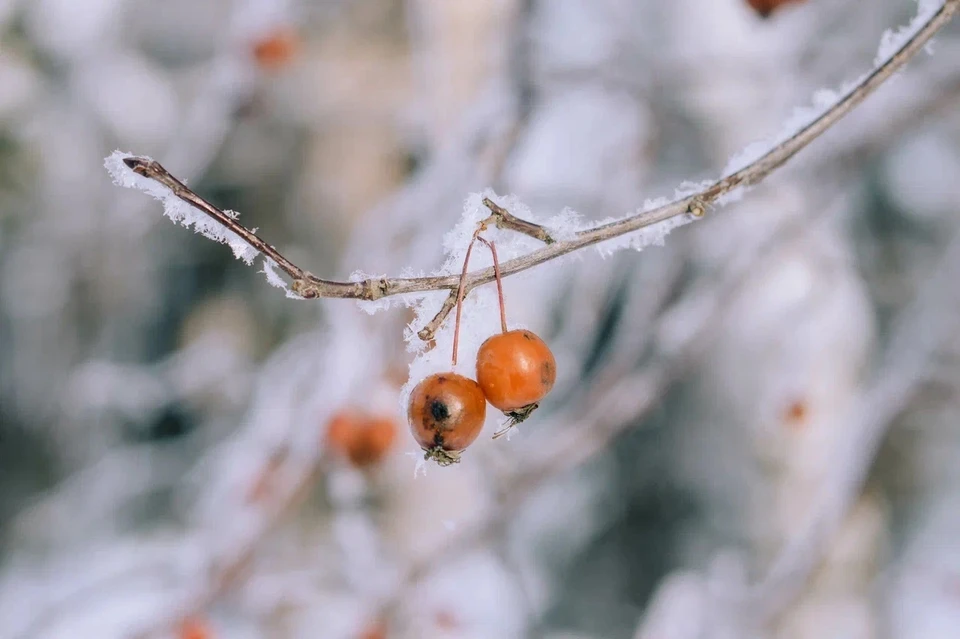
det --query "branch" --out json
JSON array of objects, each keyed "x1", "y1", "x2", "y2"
[
  {"x1": 112, "y1": 0, "x2": 957, "y2": 334},
  {"x1": 481, "y1": 196, "x2": 555, "y2": 244},
  {"x1": 419, "y1": 201, "x2": 552, "y2": 342},
  {"x1": 121, "y1": 157, "x2": 375, "y2": 301}
]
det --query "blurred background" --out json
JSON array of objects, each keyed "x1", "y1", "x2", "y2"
[{"x1": 2, "y1": 0, "x2": 960, "y2": 637}]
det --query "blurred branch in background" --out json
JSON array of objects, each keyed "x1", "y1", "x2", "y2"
[
  {"x1": 634, "y1": 220, "x2": 960, "y2": 639},
  {"x1": 2, "y1": 1, "x2": 960, "y2": 639}
]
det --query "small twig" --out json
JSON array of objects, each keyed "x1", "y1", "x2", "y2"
[
  {"x1": 417, "y1": 291, "x2": 458, "y2": 342},
  {"x1": 481, "y1": 196, "x2": 555, "y2": 244},
  {"x1": 420, "y1": 203, "x2": 539, "y2": 341},
  {"x1": 121, "y1": 157, "x2": 381, "y2": 302},
  {"x1": 115, "y1": 0, "x2": 958, "y2": 331}
]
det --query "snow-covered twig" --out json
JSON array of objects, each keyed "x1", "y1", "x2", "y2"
[{"x1": 106, "y1": 0, "x2": 958, "y2": 336}]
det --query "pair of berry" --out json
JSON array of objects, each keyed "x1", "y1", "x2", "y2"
[
  {"x1": 406, "y1": 234, "x2": 557, "y2": 465},
  {"x1": 408, "y1": 328, "x2": 556, "y2": 465}
]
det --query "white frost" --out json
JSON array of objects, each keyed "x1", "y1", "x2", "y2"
[
  {"x1": 874, "y1": 0, "x2": 942, "y2": 66},
  {"x1": 260, "y1": 257, "x2": 304, "y2": 300},
  {"x1": 726, "y1": 0, "x2": 941, "y2": 180},
  {"x1": 405, "y1": 450, "x2": 429, "y2": 478},
  {"x1": 104, "y1": 150, "x2": 259, "y2": 264}
]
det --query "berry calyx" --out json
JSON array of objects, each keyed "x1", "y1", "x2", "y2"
[
  {"x1": 408, "y1": 373, "x2": 487, "y2": 466},
  {"x1": 476, "y1": 329, "x2": 556, "y2": 434}
]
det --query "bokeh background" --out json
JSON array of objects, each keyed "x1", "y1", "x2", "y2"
[{"x1": 2, "y1": 0, "x2": 960, "y2": 637}]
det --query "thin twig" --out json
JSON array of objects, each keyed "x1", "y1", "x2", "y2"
[
  {"x1": 420, "y1": 199, "x2": 544, "y2": 341},
  {"x1": 116, "y1": 0, "x2": 958, "y2": 328},
  {"x1": 417, "y1": 291, "x2": 458, "y2": 341},
  {"x1": 121, "y1": 157, "x2": 375, "y2": 301},
  {"x1": 481, "y1": 197, "x2": 555, "y2": 244}
]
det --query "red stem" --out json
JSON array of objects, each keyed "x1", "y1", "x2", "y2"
[
  {"x1": 477, "y1": 237, "x2": 507, "y2": 334},
  {"x1": 452, "y1": 236, "x2": 479, "y2": 366}
]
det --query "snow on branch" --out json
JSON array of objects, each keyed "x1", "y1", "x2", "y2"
[
  {"x1": 104, "y1": 0, "x2": 959, "y2": 342},
  {"x1": 104, "y1": 152, "x2": 259, "y2": 265}
]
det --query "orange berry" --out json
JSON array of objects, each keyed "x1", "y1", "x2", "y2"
[
  {"x1": 252, "y1": 27, "x2": 300, "y2": 71},
  {"x1": 325, "y1": 410, "x2": 397, "y2": 468},
  {"x1": 178, "y1": 616, "x2": 212, "y2": 639},
  {"x1": 326, "y1": 409, "x2": 361, "y2": 455},
  {"x1": 476, "y1": 329, "x2": 556, "y2": 412},
  {"x1": 349, "y1": 416, "x2": 397, "y2": 467},
  {"x1": 783, "y1": 399, "x2": 809, "y2": 431},
  {"x1": 408, "y1": 373, "x2": 486, "y2": 465},
  {"x1": 358, "y1": 622, "x2": 387, "y2": 639}
]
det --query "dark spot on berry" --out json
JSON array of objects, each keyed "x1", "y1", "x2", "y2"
[
  {"x1": 434, "y1": 432, "x2": 444, "y2": 447},
  {"x1": 522, "y1": 331, "x2": 533, "y2": 340},
  {"x1": 541, "y1": 360, "x2": 554, "y2": 385},
  {"x1": 430, "y1": 399, "x2": 449, "y2": 422}
]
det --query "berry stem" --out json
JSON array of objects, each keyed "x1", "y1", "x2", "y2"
[
  {"x1": 452, "y1": 236, "x2": 479, "y2": 366},
  {"x1": 477, "y1": 237, "x2": 508, "y2": 334}
]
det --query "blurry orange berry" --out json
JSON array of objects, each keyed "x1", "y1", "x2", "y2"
[
  {"x1": 408, "y1": 373, "x2": 486, "y2": 465},
  {"x1": 326, "y1": 410, "x2": 397, "y2": 468},
  {"x1": 326, "y1": 409, "x2": 360, "y2": 453},
  {"x1": 476, "y1": 329, "x2": 556, "y2": 412},
  {"x1": 252, "y1": 27, "x2": 300, "y2": 71},
  {"x1": 783, "y1": 399, "x2": 809, "y2": 430},
  {"x1": 434, "y1": 610, "x2": 459, "y2": 631},
  {"x1": 746, "y1": 0, "x2": 806, "y2": 18},
  {"x1": 350, "y1": 416, "x2": 397, "y2": 467},
  {"x1": 178, "y1": 616, "x2": 212, "y2": 639},
  {"x1": 358, "y1": 622, "x2": 387, "y2": 639}
]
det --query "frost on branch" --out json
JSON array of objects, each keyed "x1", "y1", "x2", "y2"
[
  {"x1": 875, "y1": 0, "x2": 943, "y2": 65},
  {"x1": 104, "y1": 151, "x2": 259, "y2": 264},
  {"x1": 395, "y1": 191, "x2": 689, "y2": 426},
  {"x1": 727, "y1": 0, "x2": 946, "y2": 184},
  {"x1": 261, "y1": 257, "x2": 304, "y2": 300}
]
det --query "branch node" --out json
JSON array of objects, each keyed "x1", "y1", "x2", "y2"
[
  {"x1": 292, "y1": 279, "x2": 320, "y2": 299},
  {"x1": 375, "y1": 278, "x2": 390, "y2": 299},
  {"x1": 123, "y1": 156, "x2": 145, "y2": 172},
  {"x1": 687, "y1": 197, "x2": 708, "y2": 218}
]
